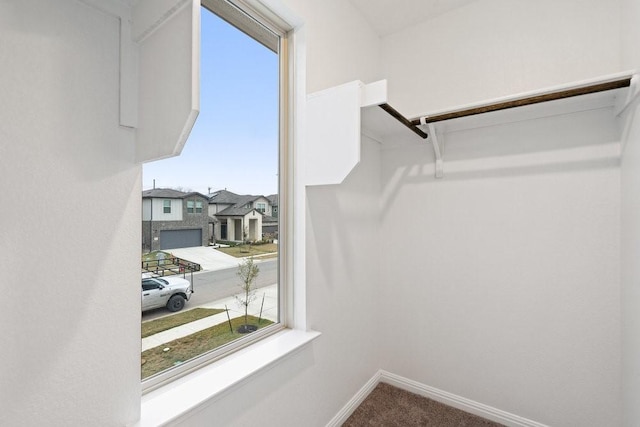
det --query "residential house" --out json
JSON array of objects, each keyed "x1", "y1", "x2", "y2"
[
  {"x1": 262, "y1": 194, "x2": 279, "y2": 238},
  {"x1": 266, "y1": 193, "x2": 278, "y2": 218},
  {"x1": 142, "y1": 188, "x2": 211, "y2": 251},
  {"x1": 208, "y1": 189, "x2": 276, "y2": 241},
  {"x1": 4, "y1": 1, "x2": 640, "y2": 427}
]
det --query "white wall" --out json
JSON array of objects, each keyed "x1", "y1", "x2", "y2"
[
  {"x1": 382, "y1": 0, "x2": 622, "y2": 117},
  {"x1": 270, "y1": 0, "x2": 382, "y2": 93},
  {"x1": 154, "y1": 198, "x2": 183, "y2": 221},
  {"x1": 379, "y1": 116, "x2": 622, "y2": 426},
  {"x1": 142, "y1": 199, "x2": 183, "y2": 221},
  {"x1": 169, "y1": 0, "x2": 385, "y2": 425},
  {"x1": 374, "y1": 2, "x2": 625, "y2": 425},
  {"x1": 620, "y1": 0, "x2": 640, "y2": 425},
  {"x1": 178, "y1": 137, "x2": 382, "y2": 426},
  {"x1": 0, "y1": 0, "x2": 141, "y2": 425},
  {"x1": 620, "y1": 102, "x2": 640, "y2": 427},
  {"x1": 3, "y1": 0, "x2": 630, "y2": 425}
]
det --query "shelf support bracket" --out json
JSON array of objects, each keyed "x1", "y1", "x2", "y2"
[
  {"x1": 421, "y1": 117, "x2": 443, "y2": 178},
  {"x1": 615, "y1": 74, "x2": 639, "y2": 117}
]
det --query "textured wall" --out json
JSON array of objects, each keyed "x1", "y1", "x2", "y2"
[
  {"x1": 382, "y1": 0, "x2": 622, "y2": 118},
  {"x1": 620, "y1": 1, "x2": 640, "y2": 425},
  {"x1": 0, "y1": 0, "x2": 141, "y2": 425},
  {"x1": 376, "y1": 3, "x2": 625, "y2": 422},
  {"x1": 379, "y1": 112, "x2": 622, "y2": 426}
]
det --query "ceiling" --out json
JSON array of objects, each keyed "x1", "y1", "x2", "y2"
[{"x1": 349, "y1": 0, "x2": 479, "y2": 37}]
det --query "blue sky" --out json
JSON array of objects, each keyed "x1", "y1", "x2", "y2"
[{"x1": 142, "y1": 8, "x2": 279, "y2": 197}]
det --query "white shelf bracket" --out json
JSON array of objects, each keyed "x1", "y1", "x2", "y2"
[
  {"x1": 421, "y1": 117, "x2": 444, "y2": 178},
  {"x1": 615, "y1": 73, "x2": 640, "y2": 117},
  {"x1": 617, "y1": 74, "x2": 640, "y2": 155}
]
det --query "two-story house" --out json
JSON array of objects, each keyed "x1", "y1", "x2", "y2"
[
  {"x1": 142, "y1": 188, "x2": 211, "y2": 251},
  {"x1": 208, "y1": 189, "x2": 278, "y2": 242}
]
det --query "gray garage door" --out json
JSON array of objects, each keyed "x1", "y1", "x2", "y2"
[{"x1": 160, "y1": 229, "x2": 202, "y2": 250}]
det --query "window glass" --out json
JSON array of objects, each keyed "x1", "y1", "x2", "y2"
[{"x1": 140, "y1": 0, "x2": 284, "y2": 387}]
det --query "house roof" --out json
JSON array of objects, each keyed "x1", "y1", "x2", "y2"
[
  {"x1": 266, "y1": 194, "x2": 278, "y2": 206},
  {"x1": 209, "y1": 189, "x2": 272, "y2": 205},
  {"x1": 208, "y1": 189, "x2": 241, "y2": 203},
  {"x1": 216, "y1": 206, "x2": 260, "y2": 217},
  {"x1": 142, "y1": 188, "x2": 208, "y2": 200},
  {"x1": 234, "y1": 194, "x2": 262, "y2": 206},
  {"x1": 209, "y1": 189, "x2": 269, "y2": 209},
  {"x1": 262, "y1": 215, "x2": 278, "y2": 224}
]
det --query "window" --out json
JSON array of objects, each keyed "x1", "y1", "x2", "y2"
[
  {"x1": 163, "y1": 200, "x2": 171, "y2": 214},
  {"x1": 140, "y1": 0, "x2": 287, "y2": 389},
  {"x1": 188, "y1": 200, "x2": 202, "y2": 213},
  {"x1": 142, "y1": 278, "x2": 165, "y2": 291}
]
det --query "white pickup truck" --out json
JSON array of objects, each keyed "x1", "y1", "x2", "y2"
[{"x1": 141, "y1": 276, "x2": 193, "y2": 312}]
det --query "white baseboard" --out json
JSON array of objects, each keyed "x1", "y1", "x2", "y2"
[
  {"x1": 327, "y1": 370, "x2": 549, "y2": 427},
  {"x1": 325, "y1": 371, "x2": 383, "y2": 427}
]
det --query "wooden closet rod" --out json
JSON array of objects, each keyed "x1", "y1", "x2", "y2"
[
  {"x1": 410, "y1": 77, "x2": 631, "y2": 125},
  {"x1": 378, "y1": 103, "x2": 429, "y2": 139}
]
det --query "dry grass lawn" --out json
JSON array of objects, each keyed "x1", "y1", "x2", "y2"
[
  {"x1": 216, "y1": 243, "x2": 278, "y2": 258},
  {"x1": 141, "y1": 315, "x2": 273, "y2": 379},
  {"x1": 141, "y1": 308, "x2": 225, "y2": 338}
]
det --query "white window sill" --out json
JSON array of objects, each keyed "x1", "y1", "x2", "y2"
[{"x1": 137, "y1": 328, "x2": 321, "y2": 427}]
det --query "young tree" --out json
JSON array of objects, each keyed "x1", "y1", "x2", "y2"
[
  {"x1": 240, "y1": 226, "x2": 250, "y2": 253},
  {"x1": 235, "y1": 257, "x2": 260, "y2": 327}
]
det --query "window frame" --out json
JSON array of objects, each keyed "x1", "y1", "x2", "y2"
[
  {"x1": 141, "y1": 0, "x2": 291, "y2": 393},
  {"x1": 138, "y1": 5, "x2": 321, "y2": 421},
  {"x1": 163, "y1": 199, "x2": 172, "y2": 214}
]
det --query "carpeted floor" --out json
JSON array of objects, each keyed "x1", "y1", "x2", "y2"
[{"x1": 342, "y1": 383, "x2": 505, "y2": 426}]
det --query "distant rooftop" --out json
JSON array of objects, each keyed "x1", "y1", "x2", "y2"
[{"x1": 142, "y1": 188, "x2": 208, "y2": 199}]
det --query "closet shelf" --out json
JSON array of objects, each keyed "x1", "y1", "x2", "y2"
[
  {"x1": 305, "y1": 72, "x2": 637, "y2": 186},
  {"x1": 362, "y1": 71, "x2": 638, "y2": 178}
]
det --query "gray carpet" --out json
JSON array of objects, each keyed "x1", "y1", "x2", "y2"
[{"x1": 343, "y1": 383, "x2": 505, "y2": 426}]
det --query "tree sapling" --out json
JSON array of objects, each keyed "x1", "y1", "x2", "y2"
[{"x1": 235, "y1": 257, "x2": 260, "y2": 332}]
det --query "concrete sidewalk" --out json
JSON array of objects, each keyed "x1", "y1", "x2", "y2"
[
  {"x1": 142, "y1": 284, "x2": 278, "y2": 352},
  {"x1": 168, "y1": 246, "x2": 241, "y2": 272}
]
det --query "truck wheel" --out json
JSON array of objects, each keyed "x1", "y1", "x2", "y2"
[{"x1": 167, "y1": 295, "x2": 185, "y2": 312}]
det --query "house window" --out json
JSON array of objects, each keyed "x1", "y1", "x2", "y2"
[
  {"x1": 163, "y1": 200, "x2": 171, "y2": 214},
  {"x1": 256, "y1": 202, "x2": 266, "y2": 213},
  {"x1": 187, "y1": 200, "x2": 202, "y2": 213},
  {"x1": 141, "y1": 0, "x2": 287, "y2": 390}
]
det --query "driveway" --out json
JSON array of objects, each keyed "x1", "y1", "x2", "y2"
[{"x1": 168, "y1": 246, "x2": 241, "y2": 272}]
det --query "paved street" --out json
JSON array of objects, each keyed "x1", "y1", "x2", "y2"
[{"x1": 142, "y1": 258, "x2": 277, "y2": 321}]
